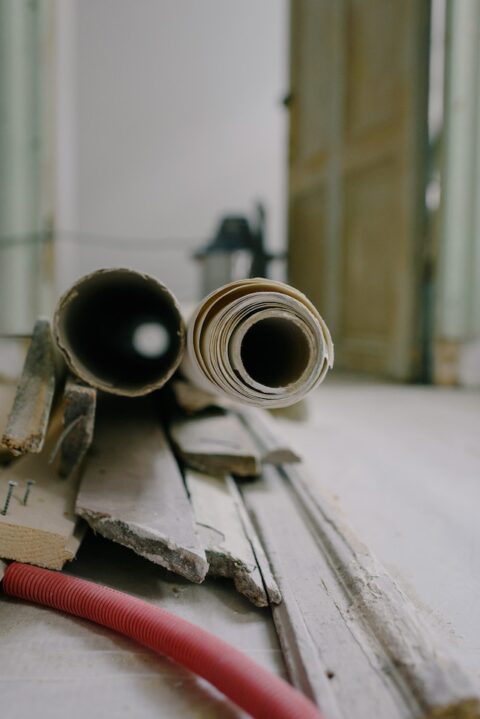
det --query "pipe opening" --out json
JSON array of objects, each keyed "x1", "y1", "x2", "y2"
[
  {"x1": 240, "y1": 317, "x2": 310, "y2": 388},
  {"x1": 132, "y1": 322, "x2": 170, "y2": 358},
  {"x1": 56, "y1": 271, "x2": 183, "y2": 395}
]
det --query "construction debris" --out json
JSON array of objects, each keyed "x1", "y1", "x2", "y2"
[
  {"x1": 235, "y1": 405, "x2": 301, "y2": 464},
  {"x1": 53, "y1": 268, "x2": 185, "y2": 397},
  {"x1": 76, "y1": 396, "x2": 208, "y2": 583},
  {"x1": 0, "y1": 273, "x2": 333, "y2": 604},
  {"x1": 0, "y1": 408, "x2": 84, "y2": 570},
  {"x1": 243, "y1": 460, "x2": 480, "y2": 719},
  {"x1": 170, "y1": 409, "x2": 261, "y2": 477},
  {"x1": 185, "y1": 468, "x2": 280, "y2": 606},
  {"x1": 0, "y1": 319, "x2": 60, "y2": 456},
  {"x1": 171, "y1": 378, "x2": 301, "y2": 464},
  {"x1": 58, "y1": 376, "x2": 96, "y2": 478}
]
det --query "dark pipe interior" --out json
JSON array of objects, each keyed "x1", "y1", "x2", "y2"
[
  {"x1": 60, "y1": 273, "x2": 182, "y2": 393},
  {"x1": 240, "y1": 317, "x2": 310, "y2": 388}
]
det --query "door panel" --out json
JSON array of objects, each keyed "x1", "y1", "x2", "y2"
[
  {"x1": 288, "y1": 0, "x2": 429, "y2": 379},
  {"x1": 289, "y1": 184, "x2": 328, "y2": 314}
]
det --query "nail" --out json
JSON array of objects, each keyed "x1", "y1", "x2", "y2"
[
  {"x1": 23, "y1": 479, "x2": 36, "y2": 506},
  {"x1": 1, "y1": 481, "x2": 17, "y2": 516}
]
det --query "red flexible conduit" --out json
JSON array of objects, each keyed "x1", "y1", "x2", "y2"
[{"x1": 3, "y1": 563, "x2": 323, "y2": 719}]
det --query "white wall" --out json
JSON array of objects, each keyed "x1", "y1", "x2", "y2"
[{"x1": 56, "y1": 0, "x2": 288, "y2": 301}]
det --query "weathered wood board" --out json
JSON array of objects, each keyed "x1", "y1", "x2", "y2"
[
  {"x1": 172, "y1": 378, "x2": 222, "y2": 414},
  {"x1": 226, "y1": 476, "x2": 281, "y2": 606},
  {"x1": 0, "y1": 411, "x2": 84, "y2": 570},
  {"x1": 235, "y1": 406, "x2": 301, "y2": 464},
  {"x1": 76, "y1": 397, "x2": 208, "y2": 583},
  {"x1": 242, "y1": 463, "x2": 480, "y2": 719},
  {"x1": 0, "y1": 319, "x2": 59, "y2": 456},
  {"x1": 172, "y1": 379, "x2": 300, "y2": 465},
  {"x1": 58, "y1": 376, "x2": 96, "y2": 478},
  {"x1": 184, "y1": 469, "x2": 280, "y2": 607},
  {"x1": 0, "y1": 384, "x2": 17, "y2": 464},
  {"x1": 170, "y1": 410, "x2": 261, "y2": 477}
]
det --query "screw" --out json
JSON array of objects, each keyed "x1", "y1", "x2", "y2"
[
  {"x1": 1, "y1": 481, "x2": 17, "y2": 516},
  {"x1": 23, "y1": 479, "x2": 36, "y2": 506}
]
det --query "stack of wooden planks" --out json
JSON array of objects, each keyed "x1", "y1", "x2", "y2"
[{"x1": 0, "y1": 322, "x2": 294, "y2": 605}]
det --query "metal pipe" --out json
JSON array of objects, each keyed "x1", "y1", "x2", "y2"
[{"x1": 53, "y1": 268, "x2": 185, "y2": 397}]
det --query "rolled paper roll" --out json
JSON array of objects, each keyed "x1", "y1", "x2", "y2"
[
  {"x1": 182, "y1": 279, "x2": 333, "y2": 408},
  {"x1": 54, "y1": 268, "x2": 185, "y2": 397}
]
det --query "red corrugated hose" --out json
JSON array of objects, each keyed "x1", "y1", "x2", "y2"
[{"x1": 3, "y1": 562, "x2": 324, "y2": 719}]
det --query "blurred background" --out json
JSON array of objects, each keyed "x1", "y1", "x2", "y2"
[{"x1": 0, "y1": 0, "x2": 479, "y2": 388}]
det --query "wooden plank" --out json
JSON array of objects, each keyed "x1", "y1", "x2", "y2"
[
  {"x1": 76, "y1": 397, "x2": 208, "y2": 583},
  {"x1": 185, "y1": 469, "x2": 280, "y2": 607},
  {"x1": 235, "y1": 406, "x2": 301, "y2": 464},
  {"x1": 0, "y1": 410, "x2": 84, "y2": 570},
  {"x1": 170, "y1": 410, "x2": 261, "y2": 478},
  {"x1": 172, "y1": 379, "x2": 301, "y2": 464},
  {"x1": 226, "y1": 475, "x2": 282, "y2": 606},
  {"x1": 58, "y1": 376, "x2": 96, "y2": 478},
  {"x1": 0, "y1": 384, "x2": 17, "y2": 464},
  {"x1": 242, "y1": 463, "x2": 480, "y2": 719},
  {"x1": 171, "y1": 378, "x2": 221, "y2": 414},
  {"x1": 0, "y1": 319, "x2": 59, "y2": 456},
  {"x1": 0, "y1": 337, "x2": 29, "y2": 462}
]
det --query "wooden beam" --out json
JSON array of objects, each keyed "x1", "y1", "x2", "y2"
[
  {"x1": 76, "y1": 397, "x2": 208, "y2": 583},
  {"x1": 170, "y1": 410, "x2": 261, "y2": 478},
  {"x1": 0, "y1": 410, "x2": 84, "y2": 570},
  {"x1": 184, "y1": 469, "x2": 280, "y2": 607},
  {"x1": 0, "y1": 319, "x2": 60, "y2": 456},
  {"x1": 242, "y1": 463, "x2": 480, "y2": 719}
]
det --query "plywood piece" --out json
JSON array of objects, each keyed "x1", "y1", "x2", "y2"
[
  {"x1": 0, "y1": 319, "x2": 59, "y2": 456},
  {"x1": 76, "y1": 397, "x2": 208, "y2": 583},
  {"x1": 170, "y1": 410, "x2": 261, "y2": 478},
  {"x1": 185, "y1": 469, "x2": 280, "y2": 607},
  {"x1": 58, "y1": 376, "x2": 96, "y2": 478},
  {"x1": 0, "y1": 411, "x2": 84, "y2": 570},
  {"x1": 242, "y1": 463, "x2": 480, "y2": 719}
]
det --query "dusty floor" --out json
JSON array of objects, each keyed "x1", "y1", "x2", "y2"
[
  {"x1": 277, "y1": 373, "x2": 480, "y2": 682},
  {"x1": 1, "y1": 373, "x2": 479, "y2": 716}
]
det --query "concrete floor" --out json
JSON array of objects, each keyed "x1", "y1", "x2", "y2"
[{"x1": 277, "y1": 373, "x2": 480, "y2": 684}]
